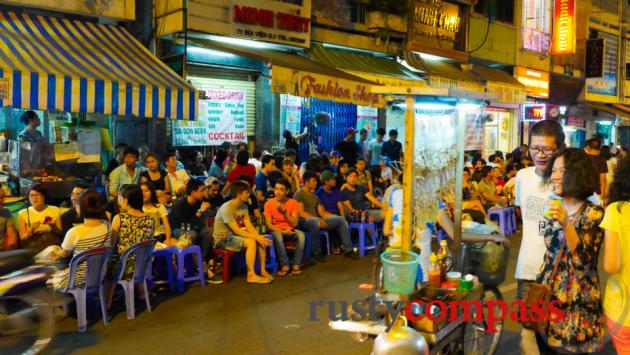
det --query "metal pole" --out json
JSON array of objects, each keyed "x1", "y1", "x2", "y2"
[
  {"x1": 452, "y1": 107, "x2": 466, "y2": 268},
  {"x1": 401, "y1": 96, "x2": 415, "y2": 252}
]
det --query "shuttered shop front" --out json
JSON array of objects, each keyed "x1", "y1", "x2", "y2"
[{"x1": 187, "y1": 68, "x2": 257, "y2": 138}]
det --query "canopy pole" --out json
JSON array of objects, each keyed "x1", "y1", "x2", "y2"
[
  {"x1": 401, "y1": 96, "x2": 415, "y2": 252},
  {"x1": 452, "y1": 107, "x2": 466, "y2": 268}
]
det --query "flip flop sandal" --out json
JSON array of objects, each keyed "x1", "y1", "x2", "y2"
[
  {"x1": 277, "y1": 267, "x2": 290, "y2": 277},
  {"x1": 247, "y1": 277, "x2": 272, "y2": 284},
  {"x1": 290, "y1": 266, "x2": 302, "y2": 276}
]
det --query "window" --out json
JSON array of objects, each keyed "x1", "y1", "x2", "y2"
[
  {"x1": 473, "y1": 0, "x2": 515, "y2": 24},
  {"x1": 522, "y1": 0, "x2": 551, "y2": 52},
  {"x1": 350, "y1": 1, "x2": 366, "y2": 24}
]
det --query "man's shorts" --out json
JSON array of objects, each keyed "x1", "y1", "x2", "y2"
[{"x1": 214, "y1": 235, "x2": 246, "y2": 252}]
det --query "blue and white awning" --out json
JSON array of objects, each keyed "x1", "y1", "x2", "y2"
[{"x1": 0, "y1": 11, "x2": 197, "y2": 120}]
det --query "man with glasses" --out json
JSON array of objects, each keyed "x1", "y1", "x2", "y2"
[{"x1": 514, "y1": 120, "x2": 565, "y2": 352}]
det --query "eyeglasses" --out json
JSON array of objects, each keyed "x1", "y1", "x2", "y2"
[{"x1": 529, "y1": 146, "x2": 557, "y2": 156}]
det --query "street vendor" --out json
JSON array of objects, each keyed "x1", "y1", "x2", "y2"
[{"x1": 18, "y1": 110, "x2": 45, "y2": 143}]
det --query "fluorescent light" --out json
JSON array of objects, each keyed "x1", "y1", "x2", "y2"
[
  {"x1": 559, "y1": 106, "x2": 567, "y2": 115},
  {"x1": 457, "y1": 103, "x2": 480, "y2": 111},
  {"x1": 397, "y1": 58, "x2": 423, "y2": 73},
  {"x1": 417, "y1": 52, "x2": 449, "y2": 61},
  {"x1": 415, "y1": 103, "x2": 455, "y2": 110},
  {"x1": 597, "y1": 121, "x2": 613, "y2": 126},
  {"x1": 210, "y1": 36, "x2": 271, "y2": 49},
  {"x1": 187, "y1": 46, "x2": 236, "y2": 58}
]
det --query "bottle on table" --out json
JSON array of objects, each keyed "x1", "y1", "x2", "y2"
[
  {"x1": 185, "y1": 223, "x2": 192, "y2": 246},
  {"x1": 429, "y1": 253, "x2": 441, "y2": 288},
  {"x1": 437, "y1": 239, "x2": 452, "y2": 282}
]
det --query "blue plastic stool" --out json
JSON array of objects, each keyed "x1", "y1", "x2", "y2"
[
  {"x1": 320, "y1": 231, "x2": 331, "y2": 255},
  {"x1": 148, "y1": 247, "x2": 177, "y2": 291},
  {"x1": 233, "y1": 235, "x2": 278, "y2": 275},
  {"x1": 488, "y1": 207, "x2": 516, "y2": 236},
  {"x1": 349, "y1": 222, "x2": 378, "y2": 256},
  {"x1": 175, "y1": 245, "x2": 206, "y2": 292},
  {"x1": 304, "y1": 231, "x2": 332, "y2": 257}
]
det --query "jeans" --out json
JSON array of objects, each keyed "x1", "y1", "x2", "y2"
[
  {"x1": 173, "y1": 226, "x2": 213, "y2": 262},
  {"x1": 271, "y1": 230, "x2": 305, "y2": 267},
  {"x1": 299, "y1": 216, "x2": 353, "y2": 254}
]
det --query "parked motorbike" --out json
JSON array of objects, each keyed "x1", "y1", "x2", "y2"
[{"x1": 0, "y1": 250, "x2": 68, "y2": 354}]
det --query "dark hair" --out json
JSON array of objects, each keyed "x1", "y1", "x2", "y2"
[
  {"x1": 285, "y1": 148, "x2": 297, "y2": 158},
  {"x1": 306, "y1": 154, "x2": 323, "y2": 172},
  {"x1": 586, "y1": 137, "x2": 602, "y2": 151},
  {"x1": 239, "y1": 174, "x2": 253, "y2": 185},
  {"x1": 494, "y1": 151, "x2": 504, "y2": 160},
  {"x1": 275, "y1": 178, "x2": 292, "y2": 191},
  {"x1": 543, "y1": 148, "x2": 598, "y2": 200},
  {"x1": 505, "y1": 164, "x2": 516, "y2": 174},
  {"x1": 115, "y1": 142, "x2": 128, "y2": 150},
  {"x1": 119, "y1": 184, "x2": 143, "y2": 210},
  {"x1": 144, "y1": 152, "x2": 160, "y2": 163},
  {"x1": 163, "y1": 150, "x2": 177, "y2": 162},
  {"x1": 236, "y1": 150, "x2": 250, "y2": 166},
  {"x1": 481, "y1": 166, "x2": 493, "y2": 178},
  {"x1": 514, "y1": 162, "x2": 525, "y2": 170},
  {"x1": 253, "y1": 149, "x2": 262, "y2": 160},
  {"x1": 529, "y1": 119, "x2": 565, "y2": 149},
  {"x1": 261, "y1": 154, "x2": 274, "y2": 167},
  {"x1": 377, "y1": 128, "x2": 386, "y2": 136},
  {"x1": 230, "y1": 180, "x2": 250, "y2": 198},
  {"x1": 473, "y1": 158, "x2": 486, "y2": 167},
  {"x1": 20, "y1": 110, "x2": 38, "y2": 125},
  {"x1": 600, "y1": 145, "x2": 612, "y2": 160},
  {"x1": 345, "y1": 168, "x2": 358, "y2": 177},
  {"x1": 186, "y1": 179, "x2": 204, "y2": 196},
  {"x1": 303, "y1": 171, "x2": 318, "y2": 183},
  {"x1": 609, "y1": 156, "x2": 630, "y2": 208},
  {"x1": 268, "y1": 170, "x2": 285, "y2": 187},
  {"x1": 463, "y1": 167, "x2": 471, "y2": 174},
  {"x1": 488, "y1": 154, "x2": 496, "y2": 163},
  {"x1": 389, "y1": 129, "x2": 398, "y2": 137},
  {"x1": 505, "y1": 153, "x2": 513, "y2": 160},
  {"x1": 29, "y1": 184, "x2": 47, "y2": 200},
  {"x1": 123, "y1": 146, "x2": 139, "y2": 159},
  {"x1": 283, "y1": 130, "x2": 293, "y2": 140},
  {"x1": 281, "y1": 158, "x2": 293, "y2": 167},
  {"x1": 141, "y1": 181, "x2": 159, "y2": 205},
  {"x1": 338, "y1": 159, "x2": 348, "y2": 168},
  {"x1": 357, "y1": 156, "x2": 366, "y2": 163},
  {"x1": 274, "y1": 152, "x2": 285, "y2": 168},
  {"x1": 74, "y1": 180, "x2": 91, "y2": 190},
  {"x1": 214, "y1": 149, "x2": 228, "y2": 169},
  {"x1": 359, "y1": 128, "x2": 368, "y2": 135},
  {"x1": 79, "y1": 189, "x2": 106, "y2": 220}
]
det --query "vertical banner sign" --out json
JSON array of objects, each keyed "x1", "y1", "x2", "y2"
[
  {"x1": 585, "y1": 39, "x2": 604, "y2": 78},
  {"x1": 173, "y1": 89, "x2": 248, "y2": 146},
  {"x1": 280, "y1": 94, "x2": 303, "y2": 142},
  {"x1": 552, "y1": 0, "x2": 576, "y2": 55},
  {"x1": 465, "y1": 112, "x2": 484, "y2": 151},
  {"x1": 356, "y1": 106, "x2": 378, "y2": 140}
]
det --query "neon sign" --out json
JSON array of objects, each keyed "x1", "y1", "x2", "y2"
[
  {"x1": 552, "y1": 0, "x2": 576, "y2": 55},
  {"x1": 523, "y1": 104, "x2": 547, "y2": 121},
  {"x1": 515, "y1": 67, "x2": 550, "y2": 98}
]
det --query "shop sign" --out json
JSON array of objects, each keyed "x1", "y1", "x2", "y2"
[
  {"x1": 515, "y1": 67, "x2": 550, "y2": 98},
  {"x1": 271, "y1": 65, "x2": 385, "y2": 108},
  {"x1": 565, "y1": 116, "x2": 585, "y2": 128},
  {"x1": 0, "y1": 78, "x2": 9, "y2": 100},
  {"x1": 551, "y1": 0, "x2": 576, "y2": 55},
  {"x1": 356, "y1": 106, "x2": 378, "y2": 140},
  {"x1": 173, "y1": 89, "x2": 248, "y2": 146},
  {"x1": 407, "y1": 0, "x2": 464, "y2": 56},
  {"x1": 587, "y1": 74, "x2": 617, "y2": 96},
  {"x1": 486, "y1": 83, "x2": 527, "y2": 104},
  {"x1": 522, "y1": 103, "x2": 547, "y2": 121}
]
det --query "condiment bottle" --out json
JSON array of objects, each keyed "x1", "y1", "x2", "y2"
[
  {"x1": 437, "y1": 240, "x2": 450, "y2": 282},
  {"x1": 429, "y1": 253, "x2": 441, "y2": 288}
]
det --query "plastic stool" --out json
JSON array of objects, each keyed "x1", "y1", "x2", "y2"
[
  {"x1": 175, "y1": 245, "x2": 206, "y2": 292},
  {"x1": 148, "y1": 247, "x2": 177, "y2": 291},
  {"x1": 212, "y1": 248, "x2": 237, "y2": 284},
  {"x1": 488, "y1": 207, "x2": 516, "y2": 236},
  {"x1": 305, "y1": 231, "x2": 332, "y2": 257},
  {"x1": 349, "y1": 223, "x2": 378, "y2": 256},
  {"x1": 320, "y1": 231, "x2": 331, "y2": 255},
  {"x1": 213, "y1": 235, "x2": 277, "y2": 283}
]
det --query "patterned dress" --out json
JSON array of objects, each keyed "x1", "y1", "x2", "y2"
[
  {"x1": 108, "y1": 213, "x2": 154, "y2": 280},
  {"x1": 537, "y1": 203, "x2": 605, "y2": 353}
]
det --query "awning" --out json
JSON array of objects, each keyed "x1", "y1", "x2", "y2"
[
  {"x1": 403, "y1": 52, "x2": 487, "y2": 97},
  {"x1": 470, "y1": 65, "x2": 527, "y2": 104},
  {"x1": 189, "y1": 38, "x2": 388, "y2": 108},
  {"x1": 584, "y1": 103, "x2": 627, "y2": 118},
  {"x1": 305, "y1": 44, "x2": 425, "y2": 88},
  {"x1": 0, "y1": 11, "x2": 197, "y2": 120}
]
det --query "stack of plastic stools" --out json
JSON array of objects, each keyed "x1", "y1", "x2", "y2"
[
  {"x1": 148, "y1": 247, "x2": 177, "y2": 291},
  {"x1": 488, "y1": 207, "x2": 517, "y2": 236},
  {"x1": 174, "y1": 245, "x2": 206, "y2": 291},
  {"x1": 349, "y1": 222, "x2": 378, "y2": 256}
]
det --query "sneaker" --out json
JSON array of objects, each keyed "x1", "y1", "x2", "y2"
[{"x1": 344, "y1": 250, "x2": 359, "y2": 260}]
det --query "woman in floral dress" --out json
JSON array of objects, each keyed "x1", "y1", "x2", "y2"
[
  {"x1": 105, "y1": 184, "x2": 154, "y2": 308},
  {"x1": 539, "y1": 148, "x2": 605, "y2": 353}
]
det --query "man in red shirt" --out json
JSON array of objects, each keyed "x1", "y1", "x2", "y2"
[{"x1": 264, "y1": 178, "x2": 305, "y2": 276}]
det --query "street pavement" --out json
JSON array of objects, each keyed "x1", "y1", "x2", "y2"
[{"x1": 40, "y1": 231, "x2": 617, "y2": 354}]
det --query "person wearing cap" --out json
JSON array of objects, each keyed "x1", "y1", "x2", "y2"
[
  {"x1": 334, "y1": 128, "x2": 361, "y2": 166},
  {"x1": 329, "y1": 151, "x2": 342, "y2": 172},
  {"x1": 202, "y1": 177, "x2": 224, "y2": 218},
  {"x1": 381, "y1": 129, "x2": 403, "y2": 162}
]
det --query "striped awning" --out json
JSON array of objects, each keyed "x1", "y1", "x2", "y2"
[{"x1": 0, "y1": 11, "x2": 197, "y2": 120}]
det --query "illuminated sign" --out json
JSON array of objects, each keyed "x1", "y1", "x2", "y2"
[
  {"x1": 552, "y1": 0, "x2": 576, "y2": 55},
  {"x1": 407, "y1": 0, "x2": 466, "y2": 59},
  {"x1": 233, "y1": 5, "x2": 310, "y2": 33},
  {"x1": 523, "y1": 103, "x2": 547, "y2": 121},
  {"x1": 515, "y1": 67, "x2": 550, "y2": 98}
]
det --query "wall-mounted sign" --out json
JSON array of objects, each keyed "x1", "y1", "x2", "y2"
[
  {"x1": 407, "y1": 0, "x2": 466, "y2": 60},
  {"x1": 160, "y1": 0, "x2": 312, "y2": 48},
  {"x1": 271, "y1": 65, "x2": 385, "y2": 108},
  {"x1": 173, "y1": 89, "x2": 248, "y2": 146},
  {"x1": 552, "y1": 0, "x2": 576, "y2": 55},
  {"x1": 587, "y1": 74, "x2": 617, "y2": 96},
  {"x1": 515, "y1": 67, "x2": 550, "y2": 98},
  {"x1": 0, "y1": 78, "x2": 10, "y2": 100},
  {"x1": 522, "y1": 103, "x2": 547, "y2": 121},
  {"x1": 565, "y1": 116, "x2": 585, "y2": 128},
  {"x1": 585, "y1": 39, "x2": 604, "y2": 78}
]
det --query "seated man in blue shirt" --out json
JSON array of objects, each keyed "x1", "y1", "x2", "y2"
[{"x1": 108, "y1": 146, "x2": 143, "y2": 199}]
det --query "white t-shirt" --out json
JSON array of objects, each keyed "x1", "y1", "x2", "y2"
[
  {"x1": 62, "y1": 222, "x2": 111, "y2": 252},
  {"x1": 143, "y1": 204, "x2": 168, "y2": 236},
  {"x1": 167, "y1": 169, "x2": 189, "y2": 196},
  {"x1": 18, "y1": 206, "x2": 61, "y2": 233},
  {"x1": 514, "y1": 167, "x2": 551, "y2": 280},
  {"x1": 248, "y1": 158, "x2": 262, "y2": 174}
]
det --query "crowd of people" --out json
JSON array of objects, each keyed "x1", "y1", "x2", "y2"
[{"x1": 0, "y1": 127, "x2": 404, "y2": 291}]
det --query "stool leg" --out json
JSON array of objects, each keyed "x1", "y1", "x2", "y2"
[
  {"x1": 167, "y1": 253, "x2": 176, "y2": 291},
  {"x1": 176, "y1": 252, "x2": 185, "y2": 292},
  {"x1": 359, "y1": 227, "x2": 366, "y2": 257},
  {"x1": 196, "y1": 250, "x2": 205, "y2": 287},
  {"x1": 222, "y1": 253, "x2": 231, "y2": 284},
  {"x1": 370, "y1": 225, "x2": 377, "y2": 250}
]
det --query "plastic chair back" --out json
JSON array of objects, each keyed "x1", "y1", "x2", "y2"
[
  {"x1": 63, "y1": 247, "x2": 112, "y2": 293},
  {"x1": 117, "y1": 239, "x2": 156, "y2": 283}
]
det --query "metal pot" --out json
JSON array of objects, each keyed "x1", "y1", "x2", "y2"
[{"x1": 372, "y1": 316, "x2": 429, "y2": 355}]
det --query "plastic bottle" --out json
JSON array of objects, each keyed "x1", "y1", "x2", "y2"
[
  {"x1": 185, "y1": 223, "x2": 192, "y2": 246},
  {"x1": 437, "y1": 240, "x2": 451, "y2": 282},
  {"x1": 429, "y1": 253, "x2": 441, "y2": 288}
]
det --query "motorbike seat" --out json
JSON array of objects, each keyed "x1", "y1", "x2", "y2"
[{"x1": 0, "y1": 250, "x2": 36, "y2": 276}]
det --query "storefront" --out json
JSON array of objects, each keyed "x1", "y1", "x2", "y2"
[{"x1": 0, "y1": 11, "x2": 197, "y2": 199}]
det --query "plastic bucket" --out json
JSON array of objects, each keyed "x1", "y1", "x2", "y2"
[{"x1": 381, "y1": 250, "x2": 420, "y2": 295}]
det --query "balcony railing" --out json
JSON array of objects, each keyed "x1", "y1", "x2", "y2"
[{"x1": 522, "y1": 27, "x2": 551, "y2": 53}]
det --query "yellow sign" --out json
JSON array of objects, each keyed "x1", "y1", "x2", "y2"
[
  {"x1": 271, "y1": 66, "x2": 385, "y2": 108},
  {"x1": 486, "y1": 83, "x2": 527, "y2": 104},
  {"x1": 407, "y1": 0, "x2": 464, "y2": 59},
  {"x1": 552, "y1": 0, "x2": 576, "y2": 55},
  {"x1": 514, "y1": 67, "x2": 550, "y2": 98},
  {"x1": 0, "y1": 78, "x2": 9, "y2": 100}
]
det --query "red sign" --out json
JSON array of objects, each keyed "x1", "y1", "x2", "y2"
[
  {"x1": 565, "y1": 116, "x2": 585, "y2": 128},
  {"x1": 523, "y1": 104, "x2": 546, "y2": 121},
  {"x1": 552, "y1": 0, "x2": 576, "y2": 55},
  {"x1": 233, "y1": 5, "x2": 310, "y2": 33}
]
